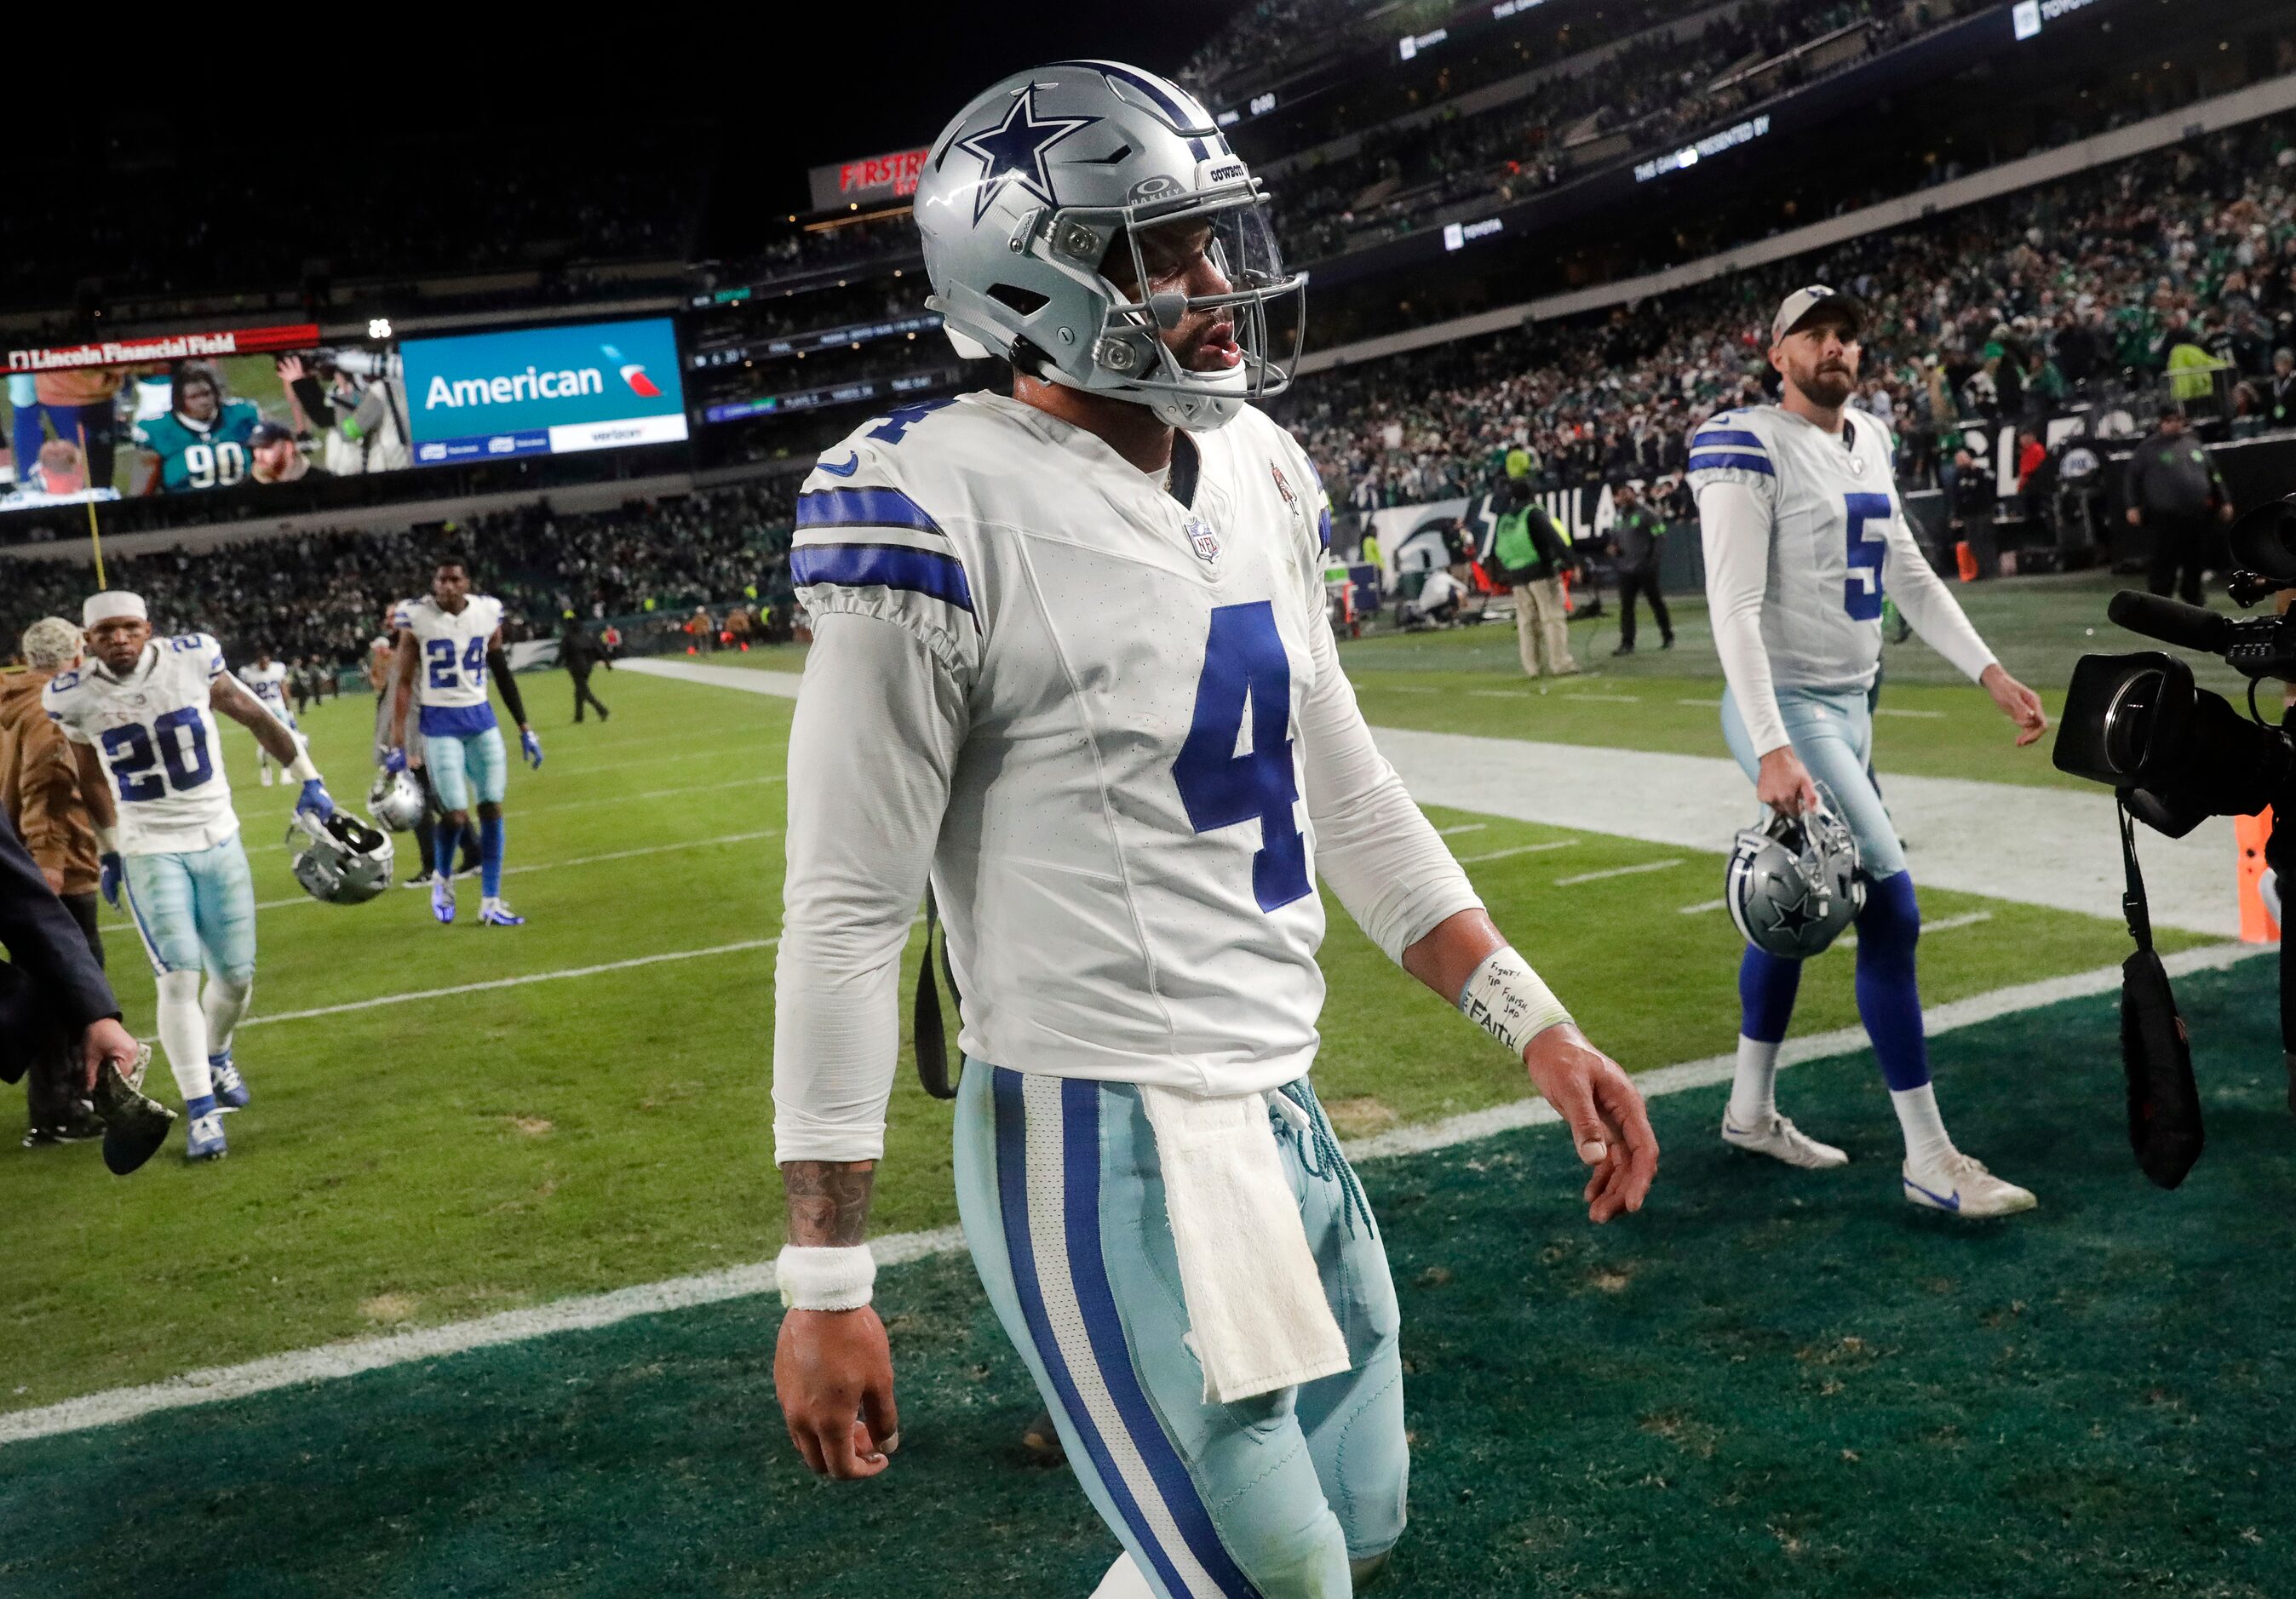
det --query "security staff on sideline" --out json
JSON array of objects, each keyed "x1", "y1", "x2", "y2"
[
  {"x1": 2124, "y1": 404, "x2": 2233, "y2": 605},
  {"x1": 560, "y1": 616, "x2": 612, "y2": 724},
  {"x1": 1609, "y1": 482, "x2": 1673, "y2": 655}
]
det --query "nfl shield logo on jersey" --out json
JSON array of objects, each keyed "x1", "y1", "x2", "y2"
[{"x1": 1185, "y1": 514, "x2": 1222, "y2": 565}]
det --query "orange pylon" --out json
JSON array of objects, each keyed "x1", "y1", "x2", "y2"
[{"x1": 2236, "y1": 809, "x2": 2278, "y2": 943}]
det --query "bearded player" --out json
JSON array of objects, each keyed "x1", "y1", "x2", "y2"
[
  {"x1": 46, "y1": 591, "x2": 339, "y2": 1160},
  {"x1": 1690, "y1": 286, "x2": 2048, "y2": 1217},
  {"x1": 385, "y1": 554, "x2": 541, "y2": 926},
  {"x1": 769, "y1": 62, "x2": 1657, "y2": 1599}
]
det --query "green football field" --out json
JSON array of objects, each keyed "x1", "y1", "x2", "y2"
[{"x1": 0, "y1": 576, "x2": 2282, "y2": 1594}]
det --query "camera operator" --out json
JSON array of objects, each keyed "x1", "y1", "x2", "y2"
[
  {"x1": 2125, "y1": 404, "x2": 2235, "y2": 605},
  {"x1": 0, "y1": 618, "x2": 107, "y2": 1143}
]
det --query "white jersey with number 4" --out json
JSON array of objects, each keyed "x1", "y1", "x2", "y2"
[
  {"x1": 44, "y1": 634, "x2": 239, "y2": 856},
  {"x1": 397, "y1": 593, "x2": 503, "y2": 736},
  {"x1": 238, "y1": 660, "x2": 294, "y2": 724},
  {"x1": 772, "y1": 393, "x2": 1481, "y2": 1161}
]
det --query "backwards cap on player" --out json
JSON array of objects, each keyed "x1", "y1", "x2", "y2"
[
  {"x1": 1771, "y1": 285, "x2": 1868, "y2": 346},
  {"x1": 82, "y1": 591, "x2": 148, "y2": 628}
]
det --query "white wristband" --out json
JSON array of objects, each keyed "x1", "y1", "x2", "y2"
[
  {"x1": 1458, "y1": 945, "x2": 1572, "y2": 1057},
  {"x1": 284, "y1": 748, "x2": 322, "y2": 783},
  {"x1": 95, "y1": 822, "x2": 119, "y2": 855},
  {"x1": 776, "y1": 1244, "x2": 875, "y2": 1311}
]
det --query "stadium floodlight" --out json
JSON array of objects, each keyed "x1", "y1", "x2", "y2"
[{"x1": 368, "y1": 318, "x2": 393, "y2": 341}]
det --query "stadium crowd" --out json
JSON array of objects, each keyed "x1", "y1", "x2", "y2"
[
  {"x1": 0, "y1": 479, "x2": 801, "y2": 675},
  {"x1": 1271, "y1": 0, "x2": 1966, "y2": 262},
  {"x1": 1281, "y1": 117, "x2": 2296, "y2": 510}
]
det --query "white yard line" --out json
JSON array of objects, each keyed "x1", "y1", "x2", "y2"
[
  {"x1": 1564, "y1": 692, "x2": 1642, "y2": 704},
  {"x1": 1555, "y1": 858, "x2": 1686, "y2": 886},
  {"x1": 1468, "y1": 689, "x2": 1528, "y2": 698},
  {"x1": 1839, "y1": 909, "x2": 1992, "y2": 949},
  {"x1": 1678, "y1": 898, "x2": 1728, "y2": 915},
  {"x1": 1675, "y1": 697, "x2": 1722, "y2": 708},
  {"x1": 8, "y1": 938, "x2": 2264, "y2": 1447},
  {"x1": 620, "y1": 657, "x2": 803, "y2": 698},
  {"x1": 98, "y1": 829, "x2": 780, "y2": 933},
  {"x1": 232, "y1": 938, "x2": 780, "y2": 1029},
  {"x1": 523, "y1": 774, "x2": 782, "y2": 815},
  {"x1": 1874, "y1": 708, "x2": 1948, "y2": 719},
  {"x1": 1436, "y1": 822, "x2": 1489, "y2": 836},
  {"x1": 1458, "y1": 840, "x2": 1578, "y2": 864}
]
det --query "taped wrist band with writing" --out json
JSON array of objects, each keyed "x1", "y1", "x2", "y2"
[
  {"x1": 1457, "y1": 945, "x2": 1573, "y2": 1057},
  {"x1": 776, "y1": 1244, "x2": 875, "y2": 1311}
]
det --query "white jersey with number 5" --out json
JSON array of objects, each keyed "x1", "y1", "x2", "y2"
[
  {"x1": 398, "y1": 593, "x2": 504, "y2": 735},
  {"x1": 44, "y1": 634, "x2": 239, "y2": 856},
  {"x1": 772, "y1": 393, "x2": 1480, "y2": 1160}
]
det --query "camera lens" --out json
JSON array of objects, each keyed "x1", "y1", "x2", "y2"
[{"x1": 2101, "y1": 667, "x2": 2167, "y2": 777}]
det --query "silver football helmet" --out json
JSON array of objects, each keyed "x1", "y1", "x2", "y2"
[
  {"x1": 369, "y1": 769, "x2": 426, "y2": 833},
  {"x1": 1725, "y1": 795, "x2": 1864, "y2": 960},
  {"x1": 287, "y1": 811, "x2": 394, "y2": 905},
  {"x1": 915, "y1": 60, "x2": 1306, "y2": 432}
]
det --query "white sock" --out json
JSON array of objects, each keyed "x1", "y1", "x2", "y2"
[
  {"x1": 1088, "y1": 1554, "x2": 1157, "y2": 1599},
  {"x1": 154, "y1": 970, "x2": 215, "y2": 1103},
  {"x1": 1891, "y1": 1082, "x2": 1955, "y2": 1172},
  {"x1": 1726, "y1": 1035, "x2": 1781, "y2": 1128},
  {"x1": 203, "y1": 975, "x2": 253, "y2": 1058}
]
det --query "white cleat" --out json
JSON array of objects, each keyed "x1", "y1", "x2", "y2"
[
  {"x1": 1722, "y1": 1112, "x2": 1848, "y2": 1169},
  {"x1": 1903, "y1": 1151, "x2": 2036, "y2": 1218}
]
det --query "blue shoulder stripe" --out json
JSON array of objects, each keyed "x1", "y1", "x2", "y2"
[
  {"x1": 790, "y1": 542, "x2": 974, "y2": 614},
  {"x1": 1690, "y1": 428, "x2": 1766, "y2": 450},
  {"x1": 795, "y1": 486, "x2": 944, "y2": 537},
  {"x1": 1686, "y1": 451, "x2": 1776, "y2": 477}
]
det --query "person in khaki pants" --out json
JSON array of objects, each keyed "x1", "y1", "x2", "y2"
[{"x1": 1486, "y1": 479, "x2": 1579, "y2": 677}]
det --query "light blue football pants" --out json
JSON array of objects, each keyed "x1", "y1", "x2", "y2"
[
  {"x1": 424, "y1": 725, "x2": 507, "y2": 812},
  {"x1": 1720, "y1": 683, "x2": 1907, "y2": 877},
  {"x1": 954, "y1": 1061, "x2": 1408, "y2": 1599},
  {"x1": 121, "y1": 837, "x2": 256, "y2": 982}
]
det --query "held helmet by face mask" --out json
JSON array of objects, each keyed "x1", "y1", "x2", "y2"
[
  {"x1": 1725, "y1": 794, "x2": 1864, "y2": 959},
  {"x1": 287, "y1": 811, "x2": 395, "y2": 905},
  {"x1": 369, "y1": 769, "x2": 426, "y2": 833},
  {"x1": 915, "y1": 60, "x2": 1306, "y2": 433}
]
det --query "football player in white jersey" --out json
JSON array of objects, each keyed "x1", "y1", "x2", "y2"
[
  {"x1": 46, "y1": 591, "x2": 340, "y2": 1160},
  {"x1": 237, "y1": 649, "x2": 297, "y2": 787},
  {"x1": 1690, "y1": 286, "x2": 2049, "y2": 1218},
  {"x1": 384, "y1": 554, "x2": 542, "y2": 926},
  {"x1": 769, "y1": 62, "x2": 1656, "y2": 1599}
]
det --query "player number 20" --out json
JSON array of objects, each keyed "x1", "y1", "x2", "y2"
[
  {"x1": 100, "y1": 708, "x2": 214, "y2": 802},
  {"x1": 1174, "y1": 601, "x2": 1312, "y2": 912}
]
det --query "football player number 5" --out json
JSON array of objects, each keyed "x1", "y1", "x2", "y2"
[
  {"x1": 1843, "y1": 492, "x2": 1892, "y2": 621},
  {"x1": 1174, "y1": 601, "x2": 1312, "y2": 912}
]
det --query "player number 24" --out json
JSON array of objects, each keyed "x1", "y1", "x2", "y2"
[
  {"x1": 426, "y1": 636, "x2": 488, "y2": 690},
  {"x1": 1174, "y1": 601, "x2": 1312, "y2": 912}
]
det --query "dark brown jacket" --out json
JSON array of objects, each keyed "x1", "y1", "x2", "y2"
[{"x1": 0, "y1": 669, "x2": 100, "y2": 897}]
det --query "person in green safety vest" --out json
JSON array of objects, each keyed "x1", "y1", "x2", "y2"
[{"x1": 1484, "y1": 480, "x2": 1577, "y2": 677}]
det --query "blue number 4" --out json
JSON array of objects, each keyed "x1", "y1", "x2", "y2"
[
  {"x1": 1843, "y1": 492, "x2": 1892, "y2": 622},
  {"x1": 1174, "y1": 602, "x2": 1311, "y2": 913}
]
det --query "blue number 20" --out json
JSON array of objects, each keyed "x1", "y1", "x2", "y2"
[
  {"x1": 1843, "y1": 492, "x2": 1892, "y2": 622},
  {"x1": 1174, "y1": 602, "x2": 1310, "y2": 912}
]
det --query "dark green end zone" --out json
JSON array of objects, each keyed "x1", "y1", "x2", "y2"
[{"x1": 5, "y1": 961, "x2": 2290, "y2": 1598}]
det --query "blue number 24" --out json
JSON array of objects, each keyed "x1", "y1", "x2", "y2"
[
  {"x1": 1174, "y1": 601, "x2": 1311, "y2": 912},
  {"x1": 1843, "y1": 492, "x2": 1893, "y2": 622}
]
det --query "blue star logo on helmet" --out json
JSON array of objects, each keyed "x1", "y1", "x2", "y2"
[{"x1": 954, "y1": 83, "x2": 1100, "y2": 226}]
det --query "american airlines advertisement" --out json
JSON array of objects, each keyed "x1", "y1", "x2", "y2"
[{"x1": 399, "y1": 317, "x2": 689, "y2": 465}]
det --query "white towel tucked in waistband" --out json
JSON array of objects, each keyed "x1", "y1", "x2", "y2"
[{"x1": 1139, "y1": 1083, "x2": 1351, "y2": 1404}]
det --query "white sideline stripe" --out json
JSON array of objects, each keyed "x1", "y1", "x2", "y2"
[
  {"x1": 6, "y1": 938, "x2": 2264, "y2": 1447},
  {"x1": 97, "y1": 829, "x2": 780, "y2": 932},
  {"x1": 235, "y1": 938, "x2": 780, "y2": 1029},
  {"x1": 1555, "y1": 858, "x2": 1685, "y2": 886},
  {"x1": 1840, "y1": 909, "x2": 1993, "y2": 949},
  {"x1": 1459, "y1": 840, "x2": 1578, "y2": 864},
  {"x1": 1437, "y1": 822, "x2": 1489, "y2": 836},
  {"x1": 1875, "y1": 708, "x2": 1948, "y2": 719},
  {"x1": 620, "y1": 657, "x2": 804, "y2": 699},
  {"x1": 1678, "y1": 898, "x2": 1728, "y2": 915}
]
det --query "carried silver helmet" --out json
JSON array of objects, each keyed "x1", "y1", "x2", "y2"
[
  {"x1": 287, "y1": 811, "x2": 394, "y2": 905},
  {"x1": 1725, "y1": 795, "x2": 1864, "y2": 959},
  {"x1": 369, "y1": 769, "x2": 426, "y2": 833},
  {"x1": 915, "y1": 60, "x2": 1306, "y2": 432}
]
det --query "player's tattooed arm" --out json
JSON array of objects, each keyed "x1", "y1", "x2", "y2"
[
  {"x1": 781, "y1": 1160, "x2": 875, "y2": 1247},
  {"x1": 209, "y1": 674, "x2": 301, "y2": 765}
]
